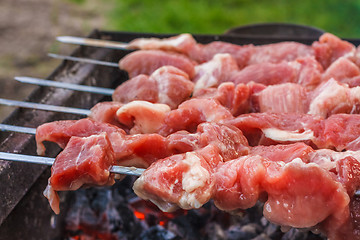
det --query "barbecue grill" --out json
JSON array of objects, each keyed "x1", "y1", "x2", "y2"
[{"x1": 1, "y1": 24, "x2": 359, "y2": 239}]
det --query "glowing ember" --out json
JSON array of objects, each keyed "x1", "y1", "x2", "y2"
[{"x1": 129, "y1": 197, "x2": 187, "y2": 227}]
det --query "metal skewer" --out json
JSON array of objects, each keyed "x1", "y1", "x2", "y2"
[
  {"x1": 15, "y1": 76, "x2": 115, "y2": 96},
  {"x1": 57, "y1": 36, "x2": 131, "y2": 50},
  {"x1": 0, "y1": 152, "x2": 144, "y2": 176},
  {"x1": 48, "y1": 53, "x2": 119, "y2": 68},
  {"x1": 0, "y1": 98, "x2": 91, "y2": 116},
  {"x1": 0, "y1": 124, "x2": 36, "y2": 134}
]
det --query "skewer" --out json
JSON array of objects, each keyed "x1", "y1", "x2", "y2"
[
  {"x1": 0, "y1": 152, "x2": 144, "y2": 176},
  {"x1": 0, "y1": 124, "x2": 36, "y2": 134},
  {"x1": 0, "y1": 98, "x2": 91, "y2": 116},
  {"x1": 57, "y1": 36, "x2": 130, "y2": 50},
  {"x1": 15, "y1": 76, "x2": 114, "y2": 96},
  {"x1": 48, "y1": 53, "x2": 119, "y2": 68}
]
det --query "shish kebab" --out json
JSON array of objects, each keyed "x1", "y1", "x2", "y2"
[{"x1": 0, "y1": 32, "x2": 360, "y2": 239}]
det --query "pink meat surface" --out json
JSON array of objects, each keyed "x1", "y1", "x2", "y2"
[
  {"x1": 229, "y1": 56, "x2": 322, "y2": 89},
  {"x1": 126, "y1": 34, "x2": 316, "y2": 69},
  {"x1": 159, "y1": 98, "x2": 234, "y2": 136},
  {"x1": 119, "y1": 50, "x2": 196, "y2": 78},
  {"x1": 322, "y1": 57, "x2": 360, "y2": 83},
  {"x1": 226, "y1": 112, "x2": 360, "y2": 152},
  {"x1": 308, "y1": 79, "x2": 360, "y2": 118},
  {"x1": 166, "y1": 122, "x2": 250, "y2": 160},
  {"x1": 118, "y1": 122, "x2": 249, "y2": 167},
  {"x1": 213, "y1": 155, "x2": 266, "y2": 211},
  {"x1": 35, "y1": 118, "x2": 126, "y2": 156},
  {"x1": 317, "y1": 114, "x2": 360, "y2": 151},
  {"x1": 224, "y1": 112, "x2": 323, "y2": 146},
  {"x1": 214, "y1": 156, "x2": 350, "y2": 232},
  {"x1": 35, "y1": 118, "x2": 169, "y2": 168},
  {"x1": 248, "y1": 41, "x2": 314, "y2": 65},
  {"x1": 149, "y1": 66, "x2": 194, "y2": 109},
  {"x1": 230, "y1": 61, "x2": 297, "y2": 86},
  {"x1": 112, "y1": 74, "x2": 158, "y2": 103},
  {"x1": 340, "y1": 75, "x2": 360, "y2": 88},
  {"x1": 196, "y1": 122, "x2": 250, "y2": 160},
  {"x1": 192, "y1": 41, "x2": 254, "y2": 68},
  {"x1": 127, "y1": 34, "x2": 253, "y2": 68},
  {"x1": 193, "y1": 82, "x2": 255, "y2": 116},
  {"x1": 261, "y1": 158, "x2": 349, "y2": 229},
  {"x1": 89, "y1": 101, "x2": 124, "y2": 127},
  {"x1": 127, "y1": 33, "x2": 198, "y2": 55},
  {"x1": 44, "y1": 133, "x2": 116, "y2": 214},
  {"x1": 112, "y1": 66, "x2": 194, "y2": 109},
  {"x1": 193, "y1": 53, "x2": 239, "y2": 91},
  {"x1": 116, "y1": 133, "x2": 171, "y2": 168},
  {"x1": 250, "y1": 142, "x2": 314, "y2": 163},
  {"x1": 254, "y1": 78, "x2": 360, "y2": 117},
  {"x1": 116, "y1": 101, "x2": 171, "y2": 134},
  {"x1": 312, "y1": 33, "x2": 356, "y2": 69},
  {"x1": 253, "y1": 83, "x2": 309, "y2": 114},
  {"x1": 133, "y1": 145, "x2": 222, "y2": 212}
]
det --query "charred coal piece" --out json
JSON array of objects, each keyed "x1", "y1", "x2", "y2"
[
  {"x1": 65, "y1": 181, "x2": 143, "y2": 240},
  {"x1": 139, "y1": 225, "x2": 180, "y2": 240}
]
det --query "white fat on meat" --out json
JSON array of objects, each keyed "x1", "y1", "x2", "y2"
[
  {"x1": 179, "y1": 152, "x2": 212, "y2": 209},
  {"x1": 262, "y1": 128, "x2": 314, "y2": 142},
  {"x1": 116, "y1": 101, "x2": 171, "y2": 134},
  {"x1": 128, "y1": 33, "x2": 196, "y2": 53},
  {"x1": 309, "y1": 149, "x2": 360, "y2": 171},
  {"x1": 350, "y1": 87, "x2": 360, "y2": 113},
  {"x1": 43, "y1": 184, "x2": 60, "y2": 214},
  {"x1": 193, "y1": 53, "x2": 239, "y2": 91},
  {"x1": 152, "y1": 70, "x2": 174, "y2": 106},
  {"x1": 309, "y1": 78, "x2": 353, "y2": 118},
  {"x1": 149, "y1": 65, "x2": 193, "y2": 109}
]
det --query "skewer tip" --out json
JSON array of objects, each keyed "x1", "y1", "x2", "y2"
[{"x1": 56, "y1": 36, "x2": 80, "y2": 44}]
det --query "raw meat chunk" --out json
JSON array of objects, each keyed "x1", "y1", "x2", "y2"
[
  {"x1": 159, "y1": 98, "x2": 233, "y2": 136},
  {"x1": 127, "y1": 33, "x2": 198, "y2": 55},
  {"x1": 193, "y1": 53, "x2": 239, "y2": 91},
  {"x1": 249, "y1": 41, "x2": 313, "y2": 65},
  {"x1": 119, "y1": 50, "x2": 196, "y2": 78},
  {"x1": 312, "y1": 33, "x2": 356, "y2": 69},
  {"x1": 36, "y1": 118, "x2": 126, "y2": 156},
  {"x1": 133, "y1": 145, "x2": 222, "y2": 212},
  {"x1": 89, "y1": 101, "x2": 124, "y2": 127},
  {"x1": 44, "y1": 133, "x2": 116, "y2": 214},
  {"x1": 112, "y1": 66, "x2": 194, "y2": 109},
  {"x1": 116, "y1": 101, "x2": 171, "y2": 134}
]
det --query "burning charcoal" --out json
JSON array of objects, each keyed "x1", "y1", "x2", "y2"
[
  {"x1": 65, "y1": 185, "x2": 143, "y2": 239},
  {"x1": 139, "y1": 225, "x2": 180, "y2": 240}
]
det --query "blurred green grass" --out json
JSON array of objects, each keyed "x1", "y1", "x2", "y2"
[{"x1": 103, "y1": 0, "x2": 360, "y2": 38}]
